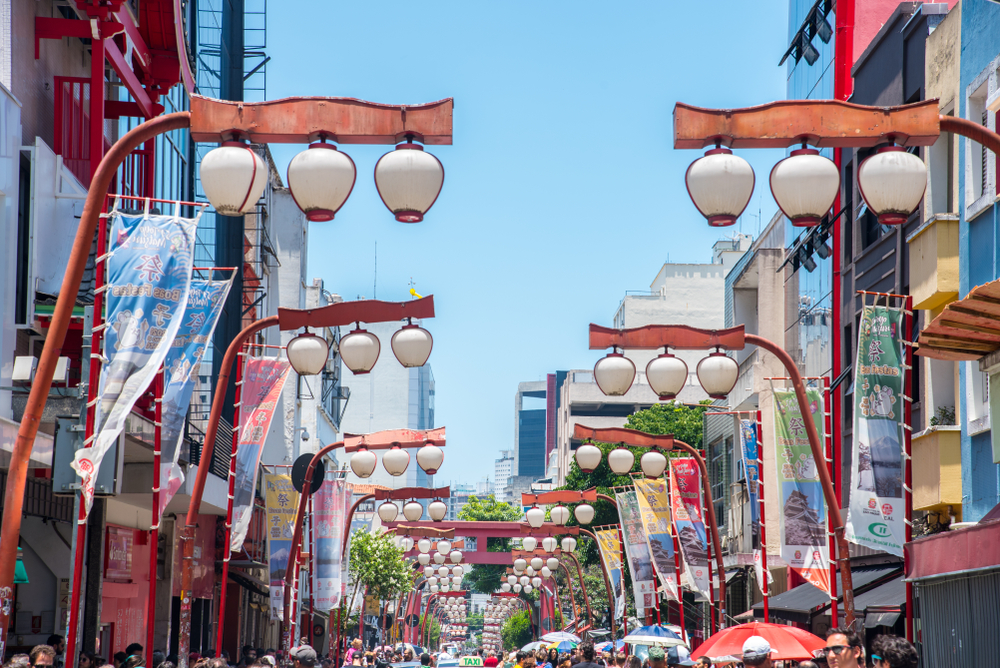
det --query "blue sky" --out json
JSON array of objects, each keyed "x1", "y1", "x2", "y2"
[{"x1": 266, "y1": 1, "x2": 791, "y2": 484}]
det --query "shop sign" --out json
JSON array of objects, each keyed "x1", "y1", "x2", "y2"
[{"x1": 105, "y1": 527, "x2": 133, "y2": 580}]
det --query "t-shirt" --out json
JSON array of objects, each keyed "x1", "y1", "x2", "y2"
[
  {"x1": 484, "y1": 658, "x2": 499, "y2": 667},
  {"x1": 574, "y1": 660, "x2": 603, "y2": 668}
]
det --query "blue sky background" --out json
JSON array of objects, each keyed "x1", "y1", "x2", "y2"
[{"x1": 266, "y1": 1, "x2": 791, "y2": 485}]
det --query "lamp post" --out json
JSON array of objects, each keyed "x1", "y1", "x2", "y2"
[
  {"x1": 0, "y1": 93, "x2": 453, "y2": 664},
  {"x1": 671, "y1": 98, "x2": 1000, "y2": 626}
]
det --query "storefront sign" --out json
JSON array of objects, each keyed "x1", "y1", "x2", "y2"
[{"x1": 105, "y1": 527, "x2": 134, "y2": 580}]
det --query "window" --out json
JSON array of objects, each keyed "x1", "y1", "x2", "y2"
[
  {"x1": 965, "y1": 57, "x2": 999, "y2": 219},
  {"x1": 928, "y1": 109, "x2": 956, "y2": 216}
]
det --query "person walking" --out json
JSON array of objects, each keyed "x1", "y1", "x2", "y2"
[
  {"x1": 571, "y1": 644, "x2": 599, "y2": 668},
  {"x1": 819, "y1": 627, "x2": 864, "y2": 668},
  {"x1": 870, "y1": 635, "x2": 918, "y2": 668},
  {"x1": 741, "y1": 638, "x2": 773, "y2": 668}
]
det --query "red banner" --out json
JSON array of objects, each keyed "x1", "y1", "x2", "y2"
[{"x1": 540, "y1": 579, "x2": 556, "y2": 633}]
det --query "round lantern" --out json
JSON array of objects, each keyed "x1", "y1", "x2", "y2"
[
  {"x1": 437, "y1": 540, "x2": 452, "y2": 554},
  {"x1": 523, "y1": 584, "x2": 533, "y2": 593},
  {"x1": 513, "y1": 584, "x2": 521, "y2": 593},
  {"x1": 594, "y1": 351, "x2": 636, "y2": 396},
  {"x1": 640, "y1": 450, "x2": 668, "y2": 478},
  {"x1": 417, "y1": 553, "x2": 430, "y2": 566},
  {"x1": 286, "y1": 332, "x2": 330, "y2": 375},
  {"x1": 339, "y1": 328, "x2": 380, "y2": 375},
  {"x1": 200, "y1": 141, "x2": 268, "y2": 216},
  {"x1": 417, "y1": 538, "x2": 432, "y2": 554},
  {"x1": 514, "y1": 558, "x2": 527, "y2": 571},
  {"x1": 416, "y1": 441, "x2": 444, "y2": 474},
  {"x1": 546, "y1": 557, "x2": 559, "y2": 571},
  {"x1": 433, "y1": 552, "x2": 446, "y2": 564},
  {"x1": 428, "y1": 576, "x2": 438, "y2": 586},
  {"x1": 507, "y1": 575, "x2": 517, "y2": 585},
  {"x1": 575, "y1": 443, "x2": 602, "y2": 473},
  {"x1": 769, "y1": 148, "x2": 840, "y2": 227},
  {"x1": 541, "y1": 537, "x2": 558, "y2": 553},
  {"x1": 574, "y1": 504, "x2": 595, "y2": 525},
  {"x1": 392, "y1": 323, "x2": 434, "y2": 367},
  {"x1": 525, "y1": 506, "x2": 545, "y2": 528},
  {"x1": 450, "y1": 550, "x2": 463, "y2": 564},
  {"x1": 377, "y1": 501, "x2": 399, "y2": 523},
  {"x1": 531, "y1": 577, "x2": 542, "y2": 588},
  {"x1": 696, "y1": 350, "x2": 739, "y2": 399},
  {"x1": 684, "y1": 147, "x2": 755, "y2": 227},
  {"x1": 501, "y1": 583, "x2": 511, "y2": 592},
  {"x1": 525, "y1": 566, "x2": 535, "y2": 577},
  {"x1": 550, "y1": 505, "x2": 570, "y2": 526},
  {"x1": 429, "y1": 500, "x2": 448, "y2": 522},
  {"x1": 530, "y1": 557, "x2": 544, "y2": 570},
  {"x1": 540, "y1": 567, "x2": 551, "y2": 578},
  {"x1": 287, "y1": 142, "x2": 357, "y2": 221},
  {"x1": 438, "y1": 566, "x2": 450, "y2": 577},
  {"x1": 350, "y1": 446, "x2": 377, "y2": 478},
  {"x1": 561, "y1": 536, "x2": 577, "y2": 553},
  {"x1": 401, "y1": 537, "x2": 414, "y2": 552},
  {"x1": 608, "y1": 447, "x2": 635, "y2": 475},
  {"x1": 519, "y1": 576, "x2": 530, "y2": 587},
  {"x1": 374, "y1": 142, "x2": 445, "y2": 223},
  {"x1": 430, "y1": 584, "x2": 439, "y2": 593},
  {"x1": 452, "y1": 566, "x2": 464, "y2": 576},
  {"x1": 646, "y1": 352, "x2": 688, "y2": 401},
  {"x1": 403, "y1": 501, "x2": 424, "y2": 522},
  {"x1": 424, "y1": 566, "x2": 434, "y2": 577},
  {"x1": 382, "y1": 444, "x2": 410, "y2": 476},
  {"x1": 522, "y1": 537, "x2": 537, "y2": 552},
  {"x1": 858, "y1": 145, "x2": 928, "y2": 225}
]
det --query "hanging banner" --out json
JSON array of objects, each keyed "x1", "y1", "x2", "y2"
[
  {"x1": 312, "y1": 476, "x2": 353, "y2": 611},
  {"x1": 633, "y1": 478, "x2": 678, "y2": 600},
  {"x1": 264, "y1": 473, "x2": 300, "y2": 621},
  {"x1": 752, "y1": 549, "x2": 773, "y2": 595},
  {"x1": 846, "y1": 305, "x2": 906, "y2": 556},
  {"x1": 773, "y1": 388, "x2": 830, "y2": 594},
  {"x1": 539, "y1": 578, "x2": 556, "y2": 634},
  {"x1": 231, "y1": 357, "x2": 292, "y2": 550},
  {"x1": 595, "y1": 528, "x2": 626, "y2": 621},
  {"x1": 72, "y1": 209, "x2": 198, "y2": 515},
  {"x1": 669, "y1": 458, "x2": 710, "y2": 600},
  {"x1": 616, "y1": 491, "x2": 657, "y2": 614},
  {"x1": 739, "y1": 419, "x2": 760, "y2": 527},
  {"x1": 158, "y1": 277, "x2": 234, "y2": 518}
]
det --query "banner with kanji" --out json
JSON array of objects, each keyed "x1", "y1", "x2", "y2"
[
  {"x1": 773, "y1": 387, "x2": 830, "y2": 594},
  {"x1": 158, "y1": 277, "x2": 233, "y2": 518},
  {"x1": 312, "y1": 476, "x2": 353, "y2": 611},
  {"x1": 740, "y1": 419, "x2": 760, "y2": 527},
  {"x1": 264, "y1": 473, "x2": 300, "y2": 621},
  {"x1": 72, "y1": 209, "x2": 198, "y2": 515},
  {"x1": 846, "y1": 305, "x2": 906, "y2": 556},
  {"x1": 633, "y1": 478, "x2": 678, "y2": 600},
  {"x1": 669, "y1": 458, "x2": 710, "y2": 600},
  {"x1": 231, "y1": 357, "x2": 292, "y2": 551},
  {"x1": 595, "y1": 528, "x2": 626, "y2": 621},
  {"x1": 616, "y1": 490, "x2": 657, "y2": 614}
]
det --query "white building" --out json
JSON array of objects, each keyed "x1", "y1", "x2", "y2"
[
  {"x1": 553, "y1": 236, "x2": 750, "y2": 485},
  {"x1": 339, "y1": 320, "x2": 435, "y2": 489},
  {"x1": 494, "y1": 450, "x2": 514, "y2": 501}
]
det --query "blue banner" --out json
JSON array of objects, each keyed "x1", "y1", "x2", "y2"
[
  {"x1": 72, "y1": 208, "x2": 198, "y2": 514},
  {"x1": 158, "y1": 277, "x2": 234, "y2": 518},
  {"x1": 740, "y1": 419, "x2": 760, "y2": 525}
]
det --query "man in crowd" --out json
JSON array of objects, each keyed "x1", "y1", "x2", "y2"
[
  {"x1": 741, "y1": 637, "x2": 772, "y2": 668},
  {"x1": 45, "y1": 637, "x2": 64, "y2": 668},
  {"x1": 822, "y1": 627, "x2": 864, "y2": 668},
  {"x1": 29, "y1": 646, "x2": 56, "y2": 668},
  {"x1": 483, "y1": 652, "x2": 499, "y2": 667},
  {"x1": 290, "y1": 646, "x2": 318, "y2": 668},
  {"x1": 124, "y1": 645, "x2": 143, "y2": 664},
  {"x1": 571, "y1": 644, "x2": 599, "y2": 668}
]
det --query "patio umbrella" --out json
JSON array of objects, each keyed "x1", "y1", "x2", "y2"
[
  {"x1": 522, "y1": 642, "x2": 548, "y2": 652},
  {"x1": 695, "y1": 622, "x2": 824, "y2": 661},
  {"x1": 542, "y1": 632, "x2": 582, "y2": 643},
  {"x1": 595, "y1": 641, "x2": 626, "y2": 653},
  {"x1": 623, "y1": 625, "x2": 686, "y2": 647},
  {"x1": 708, "y1": 657, "x2": 739, "y2": 666},
  {"x1": 546, "y1": 641, "x2": 578, "y2": 651}
]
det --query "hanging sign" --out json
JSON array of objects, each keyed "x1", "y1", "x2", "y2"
[
  {"x1": 845, "y1": 305, "x2": 906, "y2": 556},
  {"x1": 773, "y1": 387, "x2": 830, "y2": 595},
  {"x1": 265, "y1": 473, "x2": 300, "y2": 621},
  {"x1": 312, "y1": 477, "x2": 353, "y2": 611},
  {"x1": 633, "y1": 478, "x2": 679, "y2": 600},
  {"x1": 669, "y1": 458, "x2": 711, "y2": 600},
  {"x1": 595, "y1": 528, "x2": 626, "y2": 621},
  {"x1": 616, "y1": 490, "x2": 657, "y2": 614}
]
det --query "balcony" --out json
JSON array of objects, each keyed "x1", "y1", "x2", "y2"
[
  {"x1": 912, "y1": 425, "x2": 962, "y2": 514},
  {"x1": 907, "y1": 214, "x2": 960, "y2": 312}
]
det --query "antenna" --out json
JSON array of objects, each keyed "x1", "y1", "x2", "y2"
[{"x1": 373, "y1": 241, "x2": 377, "y2": 299}]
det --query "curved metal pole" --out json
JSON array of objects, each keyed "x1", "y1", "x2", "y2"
[
  {"x1": 576, "y1": 527, "x2": 615, "y2": 630},
  {"x1": 0, "y1": 111, "x2": 192, "y2": 659},
  {"x1": 557, "y1": 561, "x2": 580, "y2": 628},
  {"x1": 283, "y1": 441, "x2": 347, "y2": 641},
  {"x1": 566, "y1": 553, "x2": 594, "y2": 630},
  {"x1": 343, "y1": 494, "x2": 376, "y2": 558},
  {"x1": 744, "y1": 333, "x2": 854, "y2": 623},
  {"x1": 940, "y1": 115, "x2": 1000, "y2": 155}
]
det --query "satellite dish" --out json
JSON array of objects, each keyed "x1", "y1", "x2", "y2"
[{"x1": 291, "y1": 453, "x2": 326, "y2": 495}]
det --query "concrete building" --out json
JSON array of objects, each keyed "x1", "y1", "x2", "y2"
[
  {"x1": 494, "y1": 450, "x2": 514, "y2": 502},
  {"x1": 339, "y1": 320, "x2": 436, "y2": 489}
]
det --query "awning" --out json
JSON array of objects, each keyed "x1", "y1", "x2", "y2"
[
  {"x1": 905, "y1": 521, "x2": 1000, "y2": 581},
  {"x1": 917, "y1": 279, "x2": 1000, "y2": 361},
  {"x1": 228, "y1": 568, "x2": 270, "y2": 597},
  {"x1": 750, "y1": 564, "x2": 901, "y2": 624},
  {"x1": 851, "y1": 575, "x2": 905, "y2": 628},
  {"x1": 725, "y1": 569, "x2": 743, "y2": 583}
]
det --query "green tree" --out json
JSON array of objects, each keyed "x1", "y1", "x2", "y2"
[
  {"x1": 500, "y1": 609, "x2": 533, "y2": 650},
  {"x1": 457, "y1": 495, "x2": 524, "y2": 594},
  {"x1": 347, "y1": 528, "x2": 411, "y2": 614},
  {"x1": 624, "y1": 401, "x2": 709, "y2": 444}
]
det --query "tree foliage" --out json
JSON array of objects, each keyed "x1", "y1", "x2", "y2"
[
  {"x1": 347, "y1": 527, "x2": 411, "y2": 612},
  {"x1": 457, "y1": 495, "x2": 523, "y2": 594},
  {"x1": 500, "y1": 609, "x2": 533, "y2": 650}
]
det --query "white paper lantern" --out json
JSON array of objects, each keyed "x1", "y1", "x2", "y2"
[
  {"x1": 575, "y1": 444, "x2": 602, "y2": 473},
  {"x1": 646, "y1": 352, "x2": 688, "y2": 401},
  {"x1": 434, "y1": 552, "x2": 446, "y2": 564},
  {"x1": 374, "y1": 142, "x2": 445, "y2": 223},
  {"x1": 540, "y1": 567, "x2": 551, "y2": 578},
  {"x1": 685, "y1": 147, "x2": 755, "y2": 227},
  {"x1": 404, "y1": 501, "x2": 424, "y2": 522},
  {"x1": 769, "y1": 148, "x2": 840, "y2": 227},
  {"x1": 377, "y1": 501, "x2": 399, "y2": 523},
  {"x1": 562, "y1": 536, "x2": 577, "y2": 553},
  {"x1": 530, "y1": 557, "x2": 544, "y2": 570},
  {"x1": 575, "y1": 504, "x2": 595, "y2": 525},
  {"x1": 200, "y1": 142, "x2": 268, "y2": 216},
  {"x1": 382, "y1": 444, "x2": 410, "y2": 476},
  {"x1": 522, "y1": 537, "x2": 537, "y2": 552},
  {"x1": 286, "y1": 143, "x2": 357, "y2": 221},
  {"x1": 608, "y1": 447, "x2": 636, "y2": 475},
  {"x1": 339, "y1": 328, "x2": 381, "y2": 374},
  {"x1": 858, "y1": 145, "x2": 928, "y2": 225},
  {"x1": 418, "y1": 538, "x2": 432, "y2": 553},
  {"x1": 546, "y1": 557, "x2": 559, "y2": 571},
  {"x1": 594, "y1": 352, "x2": 636, "y2": 396},
  {"x1": 450, "y1": 550, "x2": 463, "y2": 564},
  {"x1": 392, "y1": 324, "x2": 434, "y2": 368},
  {"x1": 640, "y1": 449, "x2": 668, "y2": 478},
  {"x1": 438, "y1": 540, "x2": 452, "y2": 554},
  {"x1": 416, "y1": 441, "x2": 444, "y2": 474},
  {"x1": 286, "y1": 332, "x2": 330, "y2": 376},
  {"x1": 525, "y1": 506, "x2": 545, "y2": 528},
  {"x1": 550, "y1": 505, "x2": 570, "y2": 526},
  {"x1": 350, "y1": 447, "x2": 377, "y2": 478},
  {"x1": 696, "y1": 351, "x2": 739, "y2": 399},
  {"x1": 541, "y1": 537, "x2": 558, "y2": 553},
  {"x1": 418, "y1": 553, "x2": 430, "y2": 566}
]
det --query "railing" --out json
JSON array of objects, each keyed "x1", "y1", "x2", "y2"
[
  {"x1": 53, "y1": 77, "x2": 92, "y2": 185},
  {"x1": 0, "y1": 471, "x2": 74, "y2": 523}
]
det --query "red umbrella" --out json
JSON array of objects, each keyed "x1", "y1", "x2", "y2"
[{"x1": 695, "y1": 622, "x2": 825, "y2": 661}]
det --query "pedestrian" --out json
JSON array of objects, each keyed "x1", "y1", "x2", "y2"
[
  {"x1": 546, "y1": 650, "x2": 558, "y2": 668},
  {"x1": 693, "y1": 658, "x2": 712, "y2": 668},
  {"x1": 46, "y1": 637, "x2": 65, "y2": 668},
  {"x1": 820, "y1": 627, "x2": 864, "y2": 668},
  {"x1": 114, "y1": 654, "x2": 128, "y2": 668},
  {"x1": 521, "y1": 659, "x2": 536, "y2": 668},
  {"x1": 5, "y1": 654, "x2": 30, "y2": 668},
  {"x1": 664, "y1": 647, "x2": 694, "y2": 668},
  {"x1": 571, "y1": 644, "x2": 599, "y2": 668},
  {"x1": 626, "y1": 656, "x2": 640, "y2": 668},
  {"x1": 870, "y1": 635, "x2": 917, "y2": 668},
  {"x1": 484, "y1": 652, "x2": 499, "y2": 668},
  {"x1": 644, "y1": 647, "x2": 665, "y2": 668},
  {"x1": 125, "y1": 646, "x2": 144, "y2": 665},
  {"x1": 741, "y1": 637, "x2": 772, "y2": 668},
  {"x1": 79, "y1": 652, "x2": 99, "y2": 668},
  {"x1": 290, "y1": 647, "x2": 317, "y2": 668},
  {"x1": 30, "y1": 646, "x2": 57, "y2": 668},
  {"x1": 420, "y1": 656, "x2": 431, "y2": 667},
  {"x1": 123, "y1": 656, "x2": 144, "y2": 668},
  {"x1": 614, "y1": 653, "x2": 626, "y2": 668}
]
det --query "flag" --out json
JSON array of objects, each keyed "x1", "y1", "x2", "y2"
[
  {"x1": 72, "y1": 209, "x2": 198, "y2": 515},
  {"x1": 846, "y1": 305, "x2": 907, "y2": 556},
  {"x1": 264, "y1": 473, "x2": 300, "y2": 621},
  {"x1": 231, "y1": 357, "x2": 291, "y2": 551},
  {"x1": 773, "y1": 387, "x2": 830, "y2": 594},
  {"x1": 739, "y1": 419, "x2": 760, "y2": 526},
  {"x1": 540, "y1": 578, "x2": 556, "y2": 633},
  {"x1": 633, "y1": 478, "x2": 678, "y2": 600},
  {"x1": 158, "y1": 277, "x2": 234, "y2": 518},
  {"x1": 312, "y1": 476, "x2": 353, "y2": 610},
  {"x1": 616, "y1": 491, "x2": 657, "y2": 614},
  {"x1": 595, "y1": 528, "x2": 626, "y2": 621},
  {"x1": 669, "y1": 458, "x2": 711, "y2": 600}
]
